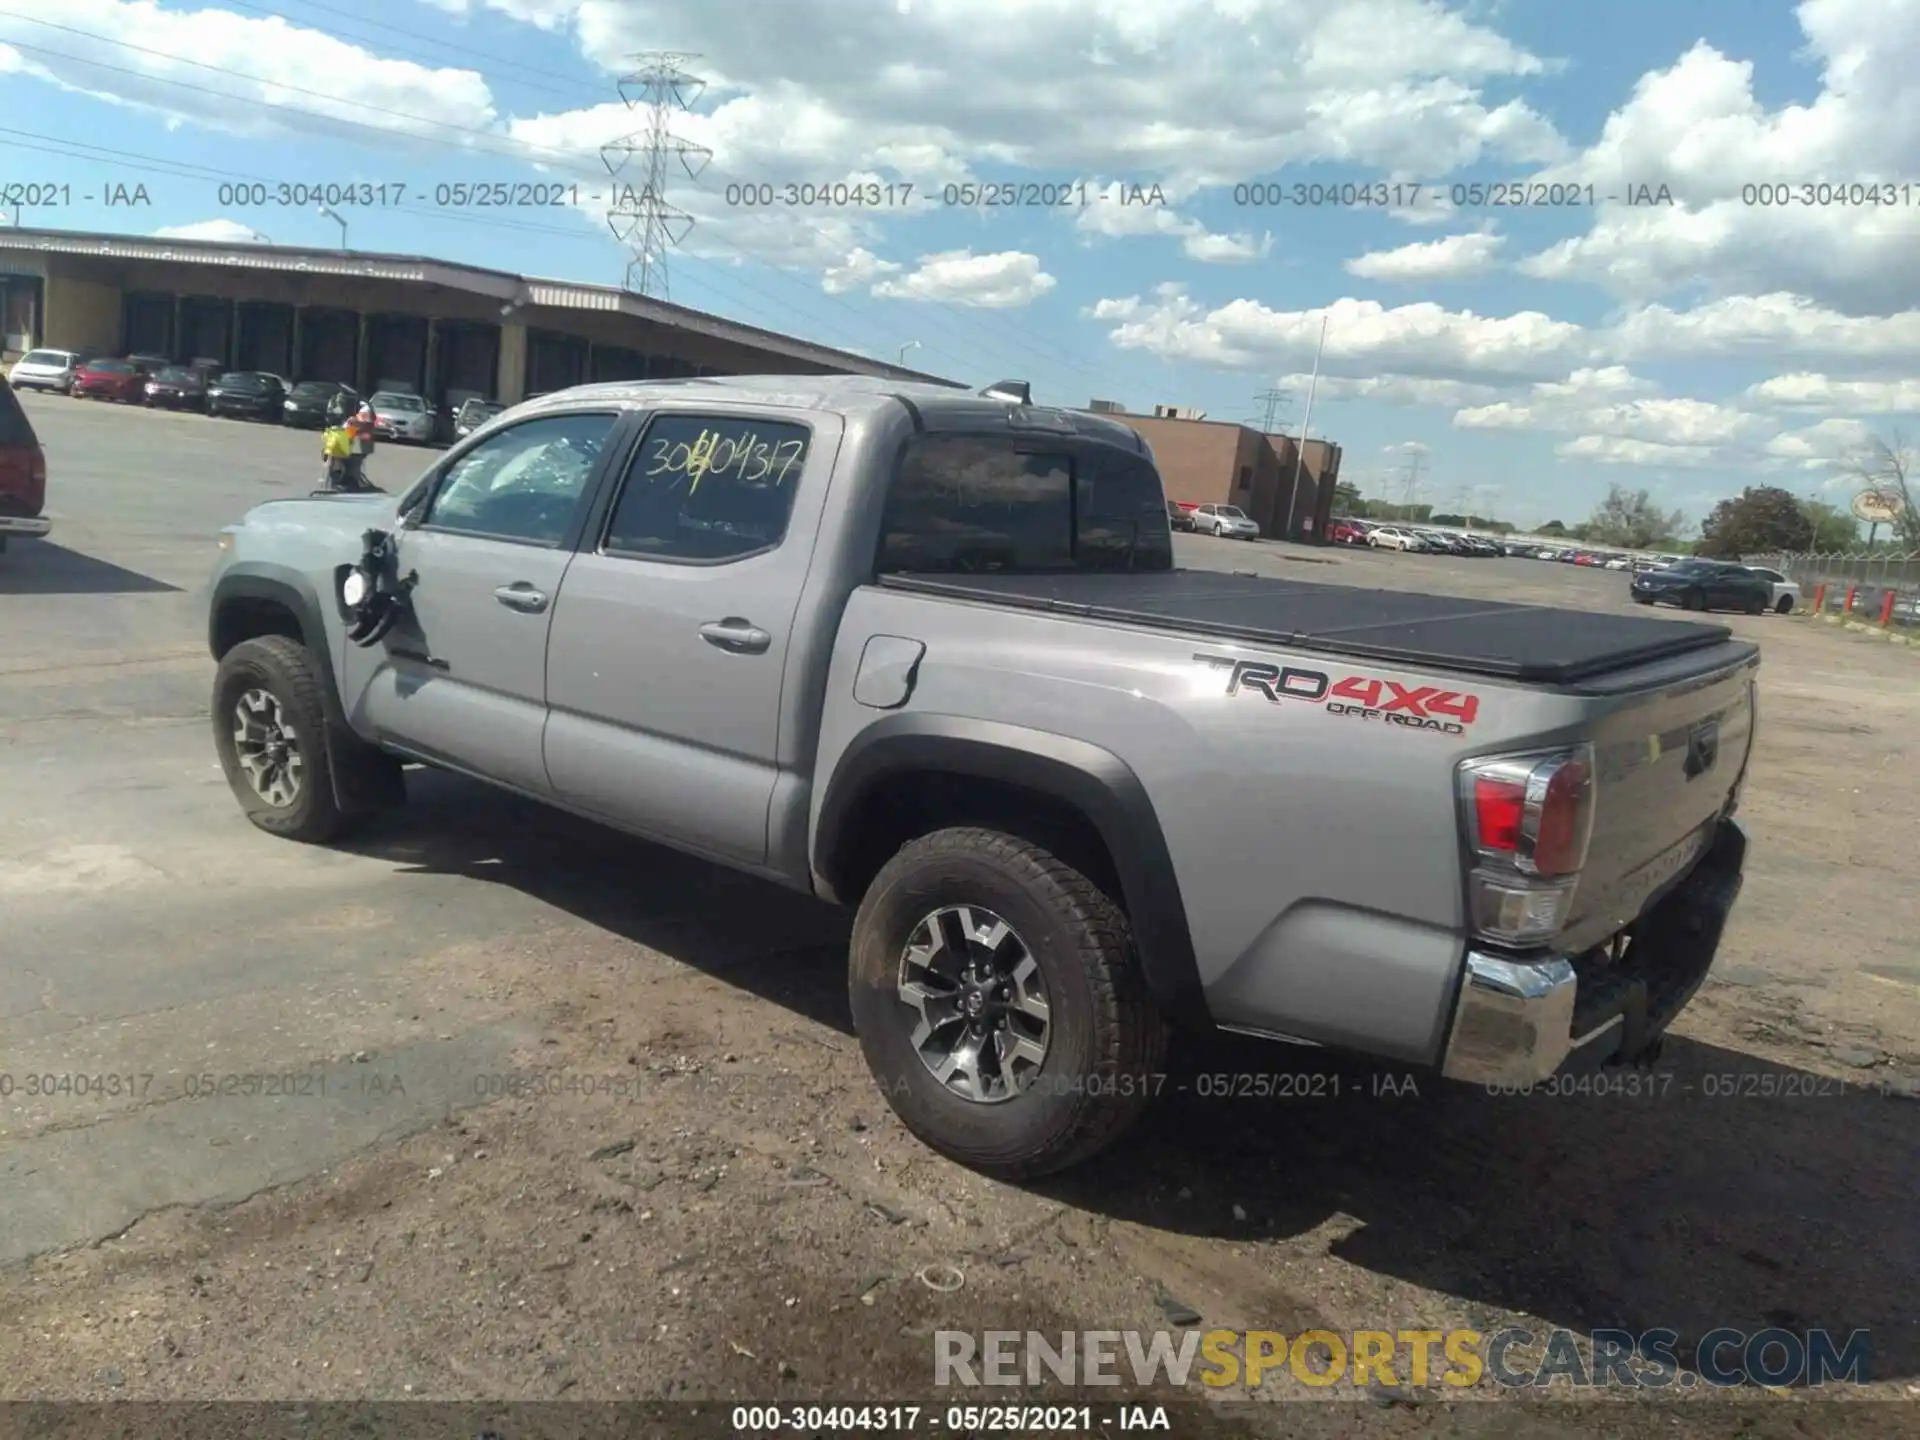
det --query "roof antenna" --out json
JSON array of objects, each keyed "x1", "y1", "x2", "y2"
[{"x1": 979, "y1": 379, "x2": 1031, "y2": 404}]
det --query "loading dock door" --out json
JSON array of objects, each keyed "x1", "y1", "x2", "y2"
[
  {"x1": 528, "y1": 330, "x2": 586, "y2": 393},
  {"x1": 436, "y1": 322, "x2": 499, "y2": 403},
  {"x1": 300, "y1": 308, "x2": 358, "y2": 386},
  {"x1": 236, "y1": 302, "x2": 294, "y2": 377},
  {"x1": 123, "y1": 292, "x2": 174, "y2": 359},
  {"x1": 366, "y1": 314, "x2": 427, "y2": 394},
  {"x1": 180, "y1": 298, "x2": 233, "y2": 367},
  {"x1": 589, "y1": 345, "x2": 647, "y2": 383}
]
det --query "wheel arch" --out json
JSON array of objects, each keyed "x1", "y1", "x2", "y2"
[
  {"x1": 210, "y1": 564, "x2": 396, "y2": 812},
  {"x1": 814, "y1": 713, "x2": 1208, "y2": 1029}
]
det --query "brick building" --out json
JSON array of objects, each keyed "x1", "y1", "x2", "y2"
[{"x1": 1087, "y1": 405, "x2": 1344, "y2": 542}]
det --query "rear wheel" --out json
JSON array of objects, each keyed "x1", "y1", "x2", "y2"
[
  {"x1": 1776, "y1": 595, "x2": 1794, "y2": 614},
  {"x1": 849, "y1": 826, "x2": 1168, "y2": 1179}
]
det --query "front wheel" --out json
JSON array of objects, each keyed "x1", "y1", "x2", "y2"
[
  {"x1": 849, "y1": 826, "x2": 1169, "y2": 1179},
  {"x1": 1776, "y1": 595, "x2": 1794, "y2": 614},
  {"x1": 212, "y1": 636, "x2": 367, "y2": 843},
  {"x1": 1683, "y1": 589, "x2": 1707, "y2": 611}
]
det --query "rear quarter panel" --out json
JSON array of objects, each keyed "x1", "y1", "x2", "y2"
[{"x1": 812, "y1": 586, "x2": 1620, "y2": 1064}]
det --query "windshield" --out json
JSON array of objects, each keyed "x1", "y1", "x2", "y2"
[
  {"x1": 154, "y1": 368, "x2": 195, "y2": 383},
  {"x1": 374, "y1": 394, "x2": 425, "y2": 411},
  {"x1": 1216, "y1": 506, "x2": 1246, "y2": 519},
  {"x1": 21, "y1": 351, "x2": 72, "y2": 366},
  {"x1": 86, "y1": 360, "x2": 132, "y2": 373}
]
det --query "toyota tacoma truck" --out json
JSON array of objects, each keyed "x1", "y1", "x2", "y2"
[{"x1": 204, "y1": 375, "x2": 1758, "y2": 1177}]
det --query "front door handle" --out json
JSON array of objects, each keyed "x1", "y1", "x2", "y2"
[
  {"x1": 494, "y1": 583, "x2": 549, "y2": 613},
  {"x1": 699, "y1": 618, "x2": 772, "y2": 654}
]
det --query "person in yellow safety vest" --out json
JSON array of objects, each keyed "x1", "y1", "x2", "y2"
[{"x1": 322, "y1": 403, "x2": 380, "y2": 491}]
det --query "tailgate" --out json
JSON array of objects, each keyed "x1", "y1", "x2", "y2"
[{"x1": 1564, "y1": 650, "x2": 1758, "y2": 952}]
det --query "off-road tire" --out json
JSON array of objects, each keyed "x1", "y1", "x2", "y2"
[
  {"x1": 212, "y1": 635, "x2": 366, "y2": 844},
  {"x1": 849, "y1": 826, "x2": 1169, "y2": 1179}
]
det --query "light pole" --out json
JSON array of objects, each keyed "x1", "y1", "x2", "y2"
[
  {"x1": 898, "y1": 340, "x2": 920, "y2": 367},
  {"x1": 317, "y1": 205, "x2": 347, "y2": 250},
  {"x1": 1286, "y1": 313, "x2": 1330, "y2": 538}
]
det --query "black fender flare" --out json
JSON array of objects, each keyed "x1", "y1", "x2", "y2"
[
  {"x1": 208, "y1": 564, "x2": 399, "y2": 811},
  {"x1": 815, "y1": 713, "x2": 1208, "y2": 1029}
]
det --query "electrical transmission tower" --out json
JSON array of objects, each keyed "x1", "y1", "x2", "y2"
[
  {"x1": 1250, "y1": 387, "x2": 1289, "y2": 433},
  {"x1": 1398, "y1": 449, "x2": 1424, "y2": 518},
  {"x1": 600, "y1": 52, "x2": 711, "y2": 298}
]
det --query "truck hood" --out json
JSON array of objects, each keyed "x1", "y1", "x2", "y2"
[{"x1": 241, "y1": 492, "x2": 404, "y2": 549}]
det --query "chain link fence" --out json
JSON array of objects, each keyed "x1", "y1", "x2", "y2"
[{"x1": 1747, "y1": 551, "x2": 1920, "y2": 630}]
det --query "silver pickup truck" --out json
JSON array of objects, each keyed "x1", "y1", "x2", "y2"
[{"x1": 206, "y1": 375, "x2": 1758, "y2": 1177}]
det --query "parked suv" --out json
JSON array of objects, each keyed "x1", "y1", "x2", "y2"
[
  {"x1": 8, "y1": 347, "x2": 97, "y2": 394},
  {"x1": 204, "y1": 375, "x2": 1757, "y2": 1178},
  {"x1": 0, "y1": 379, "x2": 49, "y2": 552}
]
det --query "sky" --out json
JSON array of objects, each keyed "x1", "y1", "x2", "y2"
[{"x1": 2, "y1": 0, "x2": 1917, "y2": 529}]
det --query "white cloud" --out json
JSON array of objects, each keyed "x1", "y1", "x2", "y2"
[
  {"x1": 152, "y1": 218, "x2": 267, "y2": 242},
  {"x1": 1745, "y1": 373, "x2": 1920, "y2": 413},
  {"x1": 1554, "y1": 436, "x2": 1720, "y2": 468},
  {"x1": 1607, "y1": 295, "x2": 1920, "y2": 365},
  {"x1": 1516, "y1": 3, "x2": 1920, "y2": 310},
  {"x1": 1763, "y1": 417, "x2": 1882, "y2": 471},
  {"x1": 0, "y1": 0, "x2": 498, "y2": 141},
  {"x1": 820, "y1": 248, "x2": 902, "y2": 295},
  {"x1": 1275, "y1": 371, "x2": 1504, "y2": 407},
  {"x1": 1345, "y1": 230, "x2": 1504, "y2": 281},
  {"x1": 1073, "y1": 182, "x2": 1271, "y2": 264},
  {"x1": 1088, "y1": 289, "x2": 1587, "y2": 379},
  {"x1": 867, "y1": 249, "x2": 1057, "y2": 308}
]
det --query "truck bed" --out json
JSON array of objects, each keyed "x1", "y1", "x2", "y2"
[{"x1": 877, "y1": 569, "x2": 1734, "y2": 686}]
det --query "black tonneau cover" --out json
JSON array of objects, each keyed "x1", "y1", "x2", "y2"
[{"x1": 878, "y1": 570, "x2": 1733, "y2": 685}]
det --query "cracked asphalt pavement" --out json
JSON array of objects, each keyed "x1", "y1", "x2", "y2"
[{"x1": 2, "y1": 392, "x2": 1917, "y2": 1435}]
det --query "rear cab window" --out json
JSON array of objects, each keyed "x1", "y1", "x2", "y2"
[
  {"x1": 877, "y1": 432, "x2": 1172, "y2": 574},
  {"x1": 0, "y1": 377, "x2": 36, "y2": 445}
]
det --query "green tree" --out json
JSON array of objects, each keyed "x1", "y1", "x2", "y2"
[
  {"x1": 1801, "y1": 499, "x2": 1862, "y2": 551},
  {"x1": 1697, "y1": 486, "x2": 1814, "y2": 558},
  {"x1": 1332, "y1": 480, "x2": 1363, "y2": 514},
  {"x1": 1584, "y1": 483, "x2": 1686, "y2": 550},
  {"x1": 1842, "y1": 429, "x2": 1919, "y2": 548},
  {"x1": 1429, "y1": 513, "x2": 1464, "y2": 526},
  {"x1": 1540, "y1": 519, "x2": 1567, "y2": 534}
]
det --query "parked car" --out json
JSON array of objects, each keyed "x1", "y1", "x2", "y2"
[
  {"x1": 203, "y1": 374, "x2": 1760, "y2": 1177},
  {"x1": 1190, "y1": 502, "x2": 1259, "y2": 539},
  {"x1": 207, "y1": 371, "x2": 289, "y2": 421},
  {"x1": 1601, "y1": 555, "x2": 1631, "y2": 571},
  {"x1": 1417, "y1": 530, "x2": 1472, "y2": 555},
  {"x1": 452, "y1": 398, "x2": 506, "y2": 440},
  {"x1": 1368, "y1": 524, "x2": 1424, "y2": 552},
  {"x1": 1631, "y1": 557, "x2": 1773, "y2": 614},
  {"x1": 1327, "y1": 518, "x2": 1371, "y2": 545},
  {"x1": 8, "y1": 347, "x2": 98, "y2": 393},
  {"x1": 283, "y1": 380, "x2": 358, "y2": 430},
  {"x1": 143, "y1": 365, "x2": 210, "y2": 410},
  {"x1": 127, "y1": 353, "x2": 174, "y2": 373},
  {"x1": 1165, "y1": 499, "x2": 1196, "y2": 532},
  {"x1": 368, "y1": 390, "x2": 437, "y2": 444},
  {"x1": 0, "y1": 376, "x2": 49, "y2": 554},
  {"x1": 72, "y1": 357, "x2": 154, "y2": 403},
  {"x1": 1745, "y1": 566, "x2": 1801, "y2": 614}
]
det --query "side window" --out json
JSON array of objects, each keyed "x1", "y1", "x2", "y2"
[
  {"x1": 878, "y1": 436, "x2": 1071, "y2": 573},
  {"x1": 1076, "y1": 446, "x2": 1172, "y2": 570},
  {"x1": 424, "y1": 412, "x2": 615, "y2": 545},
  {"x1": 602, "y1": 412, "x2": 811, "y2": 562}
]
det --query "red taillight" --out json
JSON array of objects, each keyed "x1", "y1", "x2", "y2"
[
  {"x1": 0, "y1": 443, "x2": 48, "y2": 517},
  {"x1": 1473, "y1": 776, "x2": 1526, "y2": 853},
  {"x1": 1459, "y1": 745, "x2": 1596, "y2": 879}
]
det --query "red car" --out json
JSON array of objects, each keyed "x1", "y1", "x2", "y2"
[
  {"x1": 1327, "y1": 519, "x2": 1372, "y2": 545},
  {"x1": 72, "y1": 357, "x2": 153, "y2": 402}
]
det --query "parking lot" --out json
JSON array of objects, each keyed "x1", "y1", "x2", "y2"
[{"x1": 2, "y1": 390, "x2": 1918, "y2": 1422}]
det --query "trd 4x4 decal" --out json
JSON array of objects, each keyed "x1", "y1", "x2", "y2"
[{"x1": 1195, "y1": 653, "x2": 1479, "y2": 735}]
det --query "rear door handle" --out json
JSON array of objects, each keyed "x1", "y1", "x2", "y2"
[
  {"x1": 494, "y1": 583, "x2": 549, "y2": 613},
  {"x1": 699, "y1": 618, "x2": 772, "y2": 654}
]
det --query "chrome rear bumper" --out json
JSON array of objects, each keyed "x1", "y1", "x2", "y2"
[{"x1": 0, "y1": 515, "x2": 50, "y2": 538}]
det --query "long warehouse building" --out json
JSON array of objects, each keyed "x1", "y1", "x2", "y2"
[{"x1": 0, "y1": 227, "x2": 954, "y2": 409}]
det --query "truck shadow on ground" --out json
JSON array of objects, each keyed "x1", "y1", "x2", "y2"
[
  {"x1": 346, "y1": 767, "x2": 1917, "y2": 1387},
  {"x1": 0, "y1": 541, "x2": 182, "y2": 596}
]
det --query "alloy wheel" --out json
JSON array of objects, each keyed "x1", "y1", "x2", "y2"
[
  {"x1": 231, "y1": 688, "x2": 304, "y2": 807},
  {"x1": 897, "y1": 905, "x2": 1051, "y2": 1104}
]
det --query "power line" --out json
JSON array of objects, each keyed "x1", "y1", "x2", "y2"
[{"x1": 602, "y1": 52, "x2": 709, "y2": 299}]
